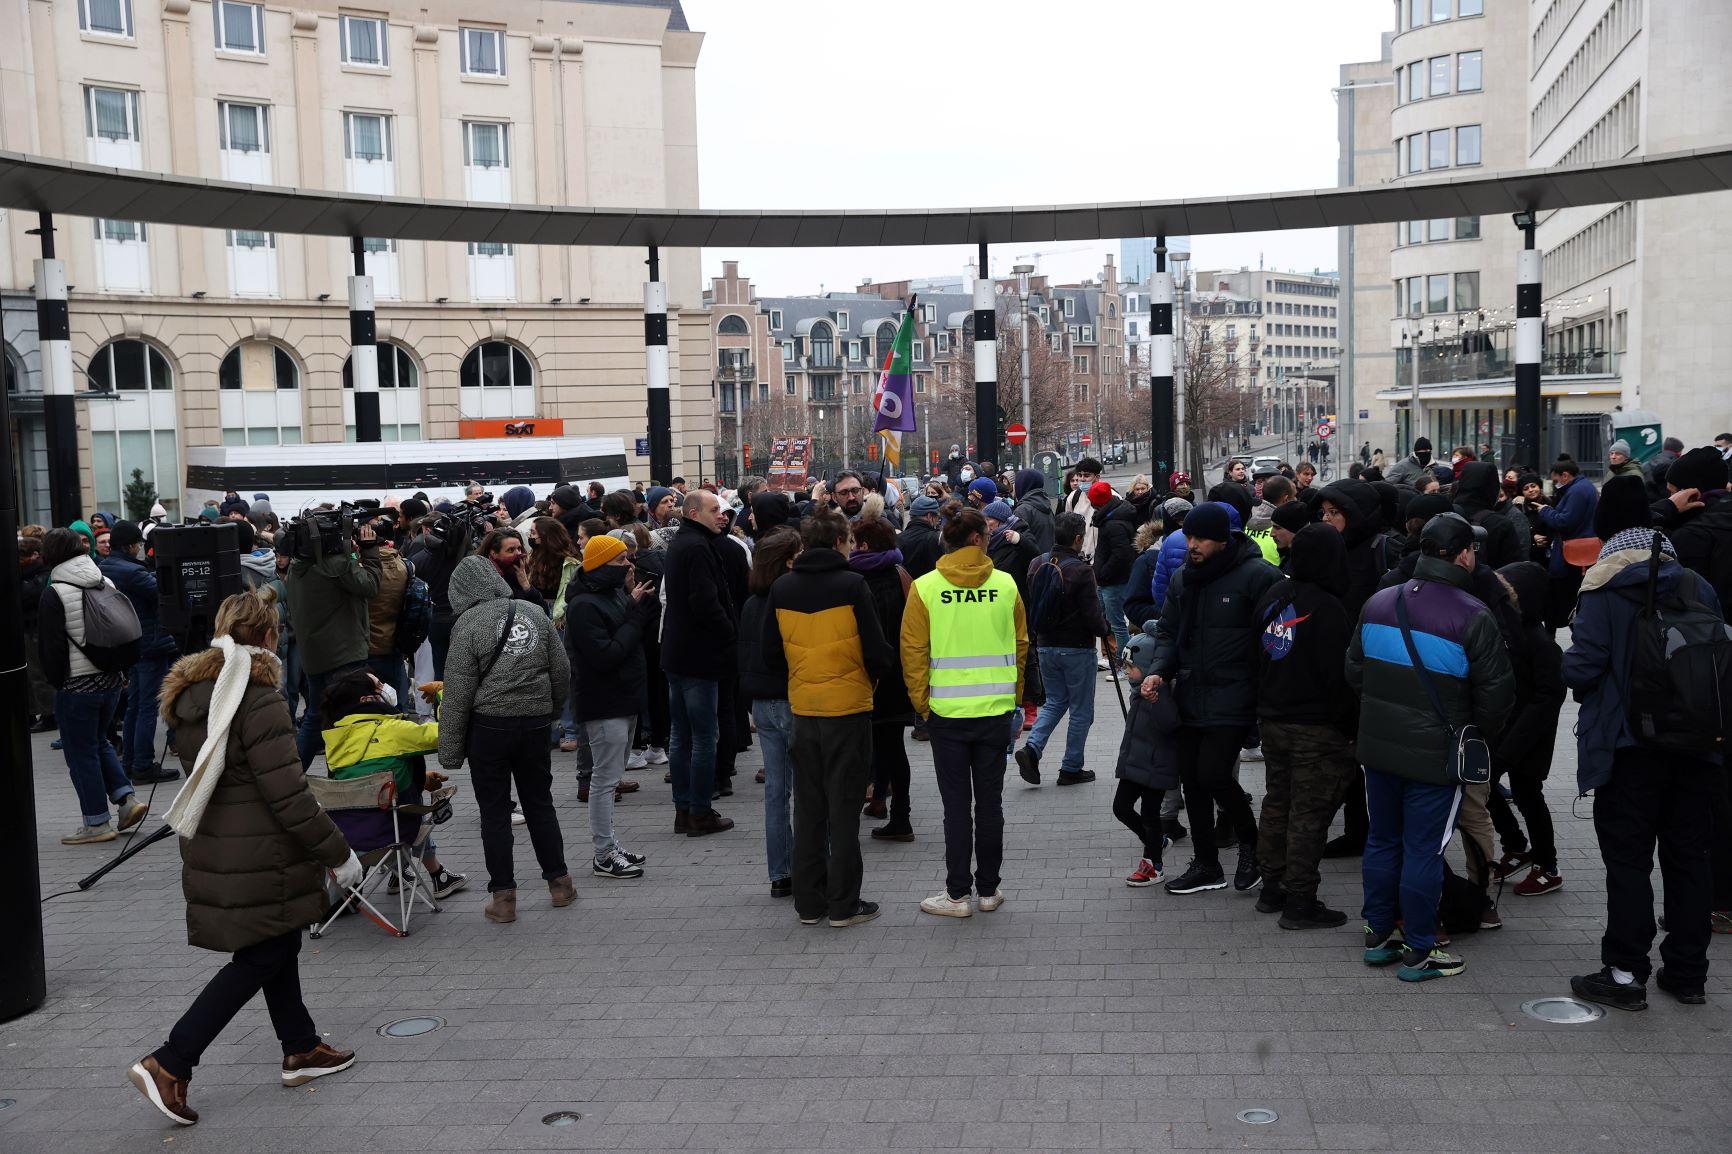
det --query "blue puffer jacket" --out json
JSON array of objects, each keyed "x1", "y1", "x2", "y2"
[
  {"x1": 99, "y1": 552, "x2": 178, "y2": 660},
  {"x1": 1562, "y1": 534, "x2": 1724, "y2": 794},
  {"x1": 1536, "y1": 476, "x2": 1599, "y2": 576},
  {"x1": 1123, "y1": 546, "x2": 1163, "y2": 634}
]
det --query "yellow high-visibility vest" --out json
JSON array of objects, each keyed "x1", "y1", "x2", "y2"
[{"x1": 913, "y1": 566, "x2": 1019, "y2": 717}]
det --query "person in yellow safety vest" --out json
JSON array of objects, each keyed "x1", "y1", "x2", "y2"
[{"x1": 901, "y1": 507, "x2": 1029, "y2": 920}]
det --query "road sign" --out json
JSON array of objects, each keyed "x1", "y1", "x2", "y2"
[
  {"x1": 634, "y1": 437, "x2": 650, "y2": 457},
  {"x1": 1316, "y1": 423, "x2": 1334, "y2": 439},
  {"x1": 1081, "y1": 433, "x2": 1092, "y2": 446},
  {"x1": 1005, "y1": 422, "x2": 1029, "y2": 446}
]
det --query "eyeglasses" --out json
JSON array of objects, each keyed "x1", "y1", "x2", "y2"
[{"x1": 834, "y1": 486, "x2": 864, "y2": 498}]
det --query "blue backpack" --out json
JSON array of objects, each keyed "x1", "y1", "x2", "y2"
[{"x1": 394, "y1": 559, "x2": 434, "y2": 656}]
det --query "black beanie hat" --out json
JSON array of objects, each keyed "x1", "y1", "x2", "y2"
[
  {"x1": 1666, "y1": 446, "x2": 1730, "y2": 494},
  {"x1": 1594, "y1": 474, "x2": 1652, "y2": 540},
  {"x1": 1271, "y1": 501, "x2": 1313, "y2": 533}
]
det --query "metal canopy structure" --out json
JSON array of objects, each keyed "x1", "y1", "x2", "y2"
[{"x1": 3, "y1": 144, "x2": 1731, "y2": 248}]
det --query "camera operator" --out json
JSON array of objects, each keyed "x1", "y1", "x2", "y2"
[
  {"x1": 363, "y1": 509, "x2": 413, "y2": 706},
  {"x1": 404, "y1": 508, "x2": 474, "y2": 679},
  {"x1": 285, "y1": 509, "x2": 382, "y2": 769}
]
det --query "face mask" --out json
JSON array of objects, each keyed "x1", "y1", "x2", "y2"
[
  {"x1": 960, "y1": 467, "x2": 975, "y2": 483},
  {"x1": 590, "y1": 564, "x2": 628, "y2": 590},
  {"x1": 378, "y1": 682, "x2": 398, "y2": 708},
  {"x1": 1415, "y1": 449, "x2": 1433, "y2": 466}
]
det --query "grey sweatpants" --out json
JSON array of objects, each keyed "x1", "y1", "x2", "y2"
[{"x1": 584, "y1": 716, "x2": 633, "y2": 859}]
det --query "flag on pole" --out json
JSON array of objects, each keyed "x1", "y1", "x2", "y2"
[{"x1": 872, "y1": 309, "x2": 917, "y2": 472}]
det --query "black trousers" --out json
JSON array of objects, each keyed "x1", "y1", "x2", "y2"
[
  {"x1": 1593, "y1": 745, "x2": 1715, "y2": 986},
  {"x1": 1176, "y1": 725, "x2": 1258, "y2": 866},
  {"x1": 870, "y1": 719, "x2": 912, "y2": 822},
  {"x1": 1488, "y1": 764, "x2": 1558, "y2": 873},
  {"x1": 153, "y1": 930, "x2": 317, "y2": 1079},
  {"x1": 791, "y1": 713, "x2": 874, "y2": 921},
  {"x1": 466, "y1": 713, "x2": 567, "y2": 893},
  {"x1": 928, "y1": 712, "x2": 1015, "y2": 900},
  {"x1": 1112, "y1": 780, "x2": 1166, "y2": 861}
]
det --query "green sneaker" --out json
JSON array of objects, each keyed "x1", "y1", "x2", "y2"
[
  {"x1": 1363, "y1": 924, "x2": 1405, "y2": 967},
  {"x1": 1398, "y1": 946, "x2": 1466, "y2": 982}
]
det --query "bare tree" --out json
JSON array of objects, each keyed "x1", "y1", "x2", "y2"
[
  {"x1": 1179, "y1": 323, "x2": 1258, "y2": 481},
  {"x1": 939, "y1": 300, "x2": 1077, "y2": 460}
]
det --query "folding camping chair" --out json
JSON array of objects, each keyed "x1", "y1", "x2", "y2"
[{"x1": 307, "y1": 771, "x2": 452, "y2": 939}]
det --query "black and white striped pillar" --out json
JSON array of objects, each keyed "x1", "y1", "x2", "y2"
[
  {"x1": 1514, "y1": 220, "x2": 1542, "y2": 469},
  {"x1": 973, "y1": 240, "x2": 998, "y2": 466},
  {"x1": 1150, "y1": 235, "x2": 1176, "y2": 485},
  {"x1": 348, "y1": 237, "x2": 381, "y2": 444},
  {"x1": 644, "y1": 245, "x2": 672, "y2": 484},
  {"x1": 34, "y1": 213, "x2": 80, "y2": 525}
]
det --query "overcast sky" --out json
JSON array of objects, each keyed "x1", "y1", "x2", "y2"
[{"x1": 682, "y1": 0, "x2": 1392, "y2": 296}]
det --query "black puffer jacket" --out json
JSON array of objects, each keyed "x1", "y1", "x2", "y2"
[
  {"x1": 1316, "y1": 478, "x2": 1385, "y2": 624},
  {"x1": 897, "y1": 517, "x2": 944, "y2": 579},
  {"x1": 1091, "y1": 495, "x2": 1141, "y2": 587},
  {"x1": 1453, "y1": 461, "x2": 1523, "y2": 572},
  {"x1": 855, "y1": 562, "x2": 915, "y2": 722},
  {"x1": 737, "y1": 593, "x2": 786, "y2": 701},
  {"x1": 1491, "y1": 562, "x2": 1565, "y2": 781},
  {"x1": 1011, "y1": 472, "x2": 1056, "y2": 555},
  {"x1": 564, "y1": 564, "x2": 655, "y2": 722},
  {"x1": 1666, "y1": 491, "x2": 1732, "y2": 610},
  {"x1": 1148, "y1": 535, "x2": 1285, "y2": 728},
  {"x1": 660, "y1": 517, "x2": 736, "y2": 678}
]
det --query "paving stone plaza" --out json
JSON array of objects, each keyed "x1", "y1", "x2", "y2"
[{"x1": 3, "y1": 688, "x2": 1729, "y2": 1153}]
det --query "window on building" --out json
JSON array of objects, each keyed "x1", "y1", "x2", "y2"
[
  {"x1": 340, "y1": 13, "x2": 388, "y2": 67},
  {"x1": 1048, "y1": 333, "x2": 1062, "y2": 352},
  {"x1": 214, "y1": 1, "x2": 264, "y2": 55},
  {"x1": 219, "y1": 342, "x2": 301, "y2": 444},
  {"x1": 769, "y1": 309, "x2": 783, "y2": 329},
  {"x1": 1409, "y1": 0, "x2": 1426, "y2": 29},
  {"x1": 717, "y1": 314, "x2": 748, "y2": 336},
  {"x1": 1062, "y1": 298, "x2": 1075, "y2": 318},
  {"x1": 1073, "y1": 355, "x2": 1090, "y2": 374},
  {"x1": 1455, "y1": 215, "x2": 1481, "y2": 239},
  {"x1": 809, "y1": 323, "x2": 834, "y2": 367},
  {"x1": 1459, "y1": 0, "x2": 1482, "y2": 15},
  {"x1": 460, "y1": 26, "x2": 505, "y2": 76},
  {"x1": 912, "y1": 340, "x2": 925, "y2": 363},
  {"x1": 1456, "y1": 123, "x2": 1482, "y2": 166},
  {"x1": 342, "y1": 343, "x2": 420, "y2": 440},
  {"x1": 1428, "y1": 129, "x2": 1451, "y2": 169},
  {"x1": 1407, "y1": 62, "x2": 1423, "y2": 102},
  {"x1": 847, "y1": 340, "x2": 861, "y2": 362},
  {"x1": 1431, "y1": 0, "x2": 1450, "y2": 22},
  {"x1": 1408, "y1": 134, "x2": 1424, "y2": 173},
  {"x1": 79, "y1": 0, "x2": 132, "y2": 38},
  {"x1": 458, "y1": 341, "x2": 533, "y2": 419},
  {"x1": 217, "y1": 101, "x2": 269, "y2": 154},
  {"x1": 784, "y1": 374, "x2": 795, "y2": 395},
  {"x1": 938, "y1": 363, "x2": 949, "y2": 384},
  {"x1": 1406, "y1": 276, "x2": 1423, "y2": 316},
  {"x1": 1427, "y1": 274, "x2": 1449, "y2": 313},
  {"x1": 343, "y1": 112, "x2": 392, "y2": 161},
  {"x1": 1429, "y1": 56, "x2": 1451, "y2": 97},
  {"x1": 1457, "y1": 50, "x2": 1482, "y2": 92},
  {"x1": 1454, "y1": 271, "x2": 1480, "y2": 311},
  {"x1": 86, "y1": 340, "x2": 178, "y2": 516},
  {"x1": 835, "y1": 310, "x2": 849, "y2": 331},
  {"x1": 781, "y1": 342, "x2": 793, "y2": 363},
  {"x1": 1428, "y1": 218, "x2": 1450, "y2": 241},
  {"x1": 934, "y1": 332, "x2": 950, "y2": 353},
  {"x1": 462, "y1": 121, "x2": 509, "y2": 168},
  {"x1": 876, "y1": 322, "x2": 896, "y2": 362},
  {"x1": 85, "y1": 85, "x2": 140, "y2": 142}
]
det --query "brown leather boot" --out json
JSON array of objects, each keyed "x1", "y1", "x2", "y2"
[
  {"x1": 281, "y1": 1042, "x2": 356, "y2": 1087},
  {"x1": 687, "y1": 809, "x2": 735, "y2": 837},
  {"x1": 128, "y1": 1055, "x2": 197, "y2": 1125},
  {"x1": 674, "y1": 808, "x2": 691, "y2": 833},
  {"x1": 483, "y1": 888, "x2": 516, "y2": 923},
  {"x1": 548, "y1": 875, "x2": 577, "y2": 907}
]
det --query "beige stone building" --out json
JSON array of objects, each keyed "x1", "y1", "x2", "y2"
[
  {"x1": 1, "y1": 0, "x2": 709, "y2": 520},
  {"x1": 1336, "y1": 42, "x2": 1397, "y2": 460},
  {"x1": 1193, "y1": 266, "x2": 1341, "y2": 440}
]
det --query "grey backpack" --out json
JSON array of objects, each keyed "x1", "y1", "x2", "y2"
[{"x1": 69, "y1": 582, "x2": 143, "y2": 673}]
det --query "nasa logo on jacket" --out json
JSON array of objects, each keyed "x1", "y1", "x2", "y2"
[{"x1": 1260, "y1": 602, "x2": 1310, "y2": 661}]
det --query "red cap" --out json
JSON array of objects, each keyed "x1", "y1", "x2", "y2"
[{"x1": 1087, "y1": 480, "x2": 1114, "y2": 507}]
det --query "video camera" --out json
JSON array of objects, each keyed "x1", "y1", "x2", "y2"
[
  {"x1": 425, "y1": 496, "x2": 497, "y2": 552},
  {"x1": 281, "y1": 500, "x2": 381, "y2": 561}
]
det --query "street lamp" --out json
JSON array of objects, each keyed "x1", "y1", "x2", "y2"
[{"x1": 1014, "y1": 262, "x2": 1034, "y2": 468}]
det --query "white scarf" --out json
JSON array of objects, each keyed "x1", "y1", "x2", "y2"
[{"x1": 163, "y1": 636, "x2": 274, "y2": 838}]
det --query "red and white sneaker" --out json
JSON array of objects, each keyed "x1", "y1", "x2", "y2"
[
  {"x1": 1126, "y1": 858, "x2": 1163, "y2": 887},
  {"x1": 1512, "y1": 867, "x2": 1562, "y2": 897},
  {"x1": 1491, "y1": 851, "x2": 1532, "y2": 881}
]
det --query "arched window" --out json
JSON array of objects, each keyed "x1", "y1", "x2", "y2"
[
  {"x1": 218, "y1": 341, "x2": 302, "y2": 445},
  {"x1": 875, "y1": 322, "x2": 896, "y2": 364},
  {"x1": 86, "y1": 339, "x2": 179, "y2": 516},
  {"x1": 3, "y1": 344, "x2": 21, "y2": 393},
  {"x1": 343, "y1": 342, "x2": 422, "y2": 440},
  {"x1": 459, "y1": 340, "x2": 534, "y2": 419},
  {"x1": 809, "y1": 321, "x2": 834, "y2": 368},
  {"x1": 717, "y1": 314, "x2": 749, "y2": 336}
]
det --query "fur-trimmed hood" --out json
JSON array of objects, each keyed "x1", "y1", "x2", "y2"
[{"x1": 161, "y1": 646, "x2": 282, "y2": 724}]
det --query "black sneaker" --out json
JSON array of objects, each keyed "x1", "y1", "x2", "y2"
[
  {"x1": 1654, "y1": 968, "x2": 1706, "y2": 1006},
  {"x1": 770, "y1": 878, "x2": 793, "y2": 899},
  {"x1": 428, "y1": 869, "x2": 469, "y2": 899},
  {"x1": 1279, "y1": 898, "x2": 1349, "y2": 930},
  {"x1": 911, "y1": 725, "x2": 929, "y2": 742},
  {"x1": 829, "y1": 900, "x2": 880, "y2": 928},
  {"x1": 1055, "y1": 769, "x2": 1096, "y2": 785},
  {"x1": 1015, "y1": 745, "x2": 1040, "y2": 784},
  {"x1": 1254, "y1": 888, "x2": 1285, "y2": 914},
  {"x1": 128, "y1": 764, "x2": 180, "y2": 785},
  {"x1": 1164, "y1": 859, "x2": 1227, "y2": 895},
  {"x1": 1233, "y1": 844, "x2": 1261, "y2": 892},
  {"x1": 593, "y1": 853, "x2": 644, "y2": 880},
  {"x1": 29, "y1": 714, "x2": 58, "y2": 734},
  {"x1": 617, "y1": 849, "x2": 647, "y2": 867},
  {"x1": 870, "y1": 822, "x2": 915, "y2": 842},
  {"x1": 1162, "y1": 817, "x2": 1188, "y2": 842},
  {"x1": 1571, "y1": 967, "x2": 1647, "y2": 1011}
]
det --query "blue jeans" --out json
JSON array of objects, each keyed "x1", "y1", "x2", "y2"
[
  {"x1": 57, "y1": 688, "x2": 135, "y2": 826},
  {"x1": 666, "y1": 674, "x2": 719, "y2": 813},
  {"x1": 754, "y1": 698, "x2": 795, "y2": 882},
  {"x1": 296, "y1": 663, "x2": 363, "y2": 770},
  {"x1": 282, "y1": 638, "x2": 303, "y2": 721},
  {"x1": 1026, "y1": 647, "x2": 1097, "y2": 774},
  {"x1": 123, "y1": 654, "x2": 173, "y2": 773},
  {"x1": 1361, "y1": 768, "x2": 1463, "y2": 953},
  {"x1": 1098, "y1": 584, "x2": 1130, "y2": 654}
]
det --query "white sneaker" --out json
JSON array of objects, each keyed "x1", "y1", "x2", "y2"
[
  {"x1": 1096, "y1": 655, "x2": 1111, "y2": 671},
  {"x1": 625, "y1": 749, "x2": 649, "y2": 770},
  {"x1": 647, "y1": 747, "x2": 669, "y2": 765},
  {"x1": 510, "y1": 805, "x2": 526, "y2": 827},
  {"x1": 919, "y1": 892, "x2": 973, "y2": 918},
  {"x1": 978, "y1": 891, "x2": 1006, "y2": 912}
]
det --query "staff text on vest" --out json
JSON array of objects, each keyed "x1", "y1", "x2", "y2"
[{"x1": 939, "y1": 588, "x2": 999, "y2": 604}]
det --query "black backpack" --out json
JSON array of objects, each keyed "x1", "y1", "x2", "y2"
[
  {"x1": 394, "y1": 558, "x2": 434, "y2": 656},
  {"x1": 1622, "y1": 535, "x2": 1732, "y2": 755},
  {"x1": 1026, "y1": 552, "x2": 1075, "y2": 635},
  {"x1": 66, "y1": 582, "x2": 143, "y2": 673}
]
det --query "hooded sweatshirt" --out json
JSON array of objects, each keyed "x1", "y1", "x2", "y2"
[
  {"x1": 1254, "y1": 523, "x2": 1355, "y2": 730},
  {"x1": 437, "y1": 555, "x2": 570, "y2": 769},
  {"x1": 1453, "y1": 461, "x2": 1523, "y2": 571},
  {"x1": 899, "y1": 545, "x2": 1029, "y2": 719},
  {"x1": 1315, "y1": 478, "x2": 1385, "y2": 623},
  {"x1": 1011, "y1": 469, "x2": 1055, "y2": 554},
  {"x1": 239, "y1": 546, "x2": 278, "y2": 591}
]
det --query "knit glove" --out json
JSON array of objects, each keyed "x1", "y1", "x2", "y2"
[{"x1": 333, "y1": 851, "x2": 364, "y2": 891}]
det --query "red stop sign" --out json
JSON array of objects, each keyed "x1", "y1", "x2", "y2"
[
  {"x1": 1081, "y1": 434, "x2": 1093, "y2": 446},
  {"x1": 1005, "y1": 422, "x2": 1029, "y2": 445}
]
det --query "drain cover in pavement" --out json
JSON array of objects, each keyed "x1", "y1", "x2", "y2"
[
  {"x1": 377, "y1": 1016, "x2": 445, "y2": 1037},
  {"x1": 542, "y1": 1111, "x2": 584, "y2": 1126},
  {"x1": 1520, "y1": 997, "x2": 1605, "y2": 1024},
  {"x1": 1236, "y1": 1108, "x2": 1278, "y2": 1124}
]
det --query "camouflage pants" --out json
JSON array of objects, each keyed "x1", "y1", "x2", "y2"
[{"x1": 1258, "y1": 721, "x2": 1358, "y2": 902}]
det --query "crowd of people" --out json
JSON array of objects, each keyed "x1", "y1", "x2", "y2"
[{"x1": 20, "y1": 434, "x2": 1732, "y2": 1125}]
